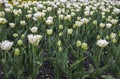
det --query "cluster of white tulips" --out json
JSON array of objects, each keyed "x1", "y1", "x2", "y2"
[{"x1": 0, "y1": 0, "x2": 120, "y2": 79}]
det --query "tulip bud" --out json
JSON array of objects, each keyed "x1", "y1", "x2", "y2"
[
  {"x1": 21, "y1": 34, "x2": 25, "y2": 39},
  {"x1": 73, "y1": 24, "x2": 77, "y2": 28},
  {"x1": 76, "y1": 40, "x2": 81, "y2": 47},
  {"x1": 67, "y1": 29, "x2": 73, "y2": 35},
  {"x1": 17, "y1": 40, "x2": 23, "y2": 46},
  {"x1": 93, "y1": 20, "x2": 97, "y2": 25},
  {"x1": 13, "y1": 33, "x2": 19, "y2": 38},
  {"x1": 100, "y1": 23, "x2": 105, "y2": 28},
  {"x1": 105, "y1": 35, "x2": 109, "y2": 40},
  {"x1": 110, "y1": 33, "x2": 116, "y2": 39},
  {"x1": 47, "y1": 29, "x2": 53, "y2": 35},
  {"x1": 20, "y1": 21, "x2": 27, "y2": 26},
  {"x1": 77, "y1": 17, "x2": 81, "y2": 20},
  {"x1": 1, "y1": 59, "x2": 5, "y2": 64},
  {"x1": 59, "y1": 25, "x2": 63, "y2": 30},
  {"x1": 64, "y1": 16, "x2": 67, "y2": 20},
  {"x1": 14, "y1": 48, "x2": 20, "y2": 56},
  {"x1": 59, "y1": 32, "x2": 63, "y2": 37},
  {"x1": 81, "y1": 43, "x2": 88, "y2": 50},
  {"x1": 119, "y1": 32, "x2": 120, "y2": 37},
  {"x1": 59, "y1": 46, "x2": 62, "y2": 52},
  {"x1": 102, "y1": 15, "x2": 105, "y2": 19},
  {"x1": 97, "y1": 35, "x2": 101, "y2": 40},
  {"x1": 57, "y1": 40, "x2": 62, "y2": 46},
  {"x1": 112, "y1": 39, "x2": 117, "y2": 44}
]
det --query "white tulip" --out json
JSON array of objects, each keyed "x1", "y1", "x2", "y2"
[
  {"x1": 60, "y1": 0, "x2": 67, "y2": 3},
  {"x1": 47, "y1": 16, "x2": 53, "y2": 20},
  {"x1": 0, "y1": 18, "x2": 7, "y2": 24},
  {"x1": 96, "y1": 39, "x2": 109, "y2": 48},
  {"x1": 75, "y1": 21, "x2": 83, "y2": 27},
  {"x1": 46, "y1": 19, "x2": 53, "y2": 25},
  {"x1": 57, "y1": 10, "x2": 61, "y2": 14},
  {"x1": 47, "y1": 7, "x2": 52, "y2": 11},
  {"x1": 0, "y1": 11, "x2": 5, "y2": 18},
  {"x1": 67, "y1": 29, "x2": 73, "y2": 35},
  {"x1": 84, "y1": 11, "x2": 90, "y2": 16},
  {"x1": 66, "y1": 15, "x2": 71, "y2": 20},
  {"x1": 20, "y1": 21, "x2": 27, "y2": 26},
  {"x1": 81, "y1": 18, "x2": 89, "y2": 24},
  {"x1": 110, "y1": 33, "x2": 116, "y2": 39},
  {"x1": 37, "y1": 4, "x2": 44, "y2": 9},
  {"x1": 0, "y1": 40, "x2": 13, "y2": 51},
  {"x1": 106, "y1": 23, "x2": 112, "y2": 29},
  {"x1": 100, "y1": 23, "x2": 105, "y2": 28},
  {"x1": 113, "y1": 8, "x2": 120, "y2": 14},
  {"x1": 59, "y1": 14, "x2": 64, "y2": 19},
  {"x1": 111, "y1": 19, "x2": 118, "y2": 25},
  {"x1": 77, "y1": 17, "x2": 81, "y2": 21},
  {"x1": 5, "y1": 8, "x2": 11, "y2": 12},
  {"x1": 9, "y1": 23, "x2": 15, "y2": 28},
  {"x1": 71, "y1": 12, "x2": 75, "y2": 17},
  {"x1": 27, "y1": 34, "x2": 42, "y2": 46},
  {"x1": 26, "y1": 14, "x2": 32, "y2": 19},
  {"x1": 30, "y1": 26, "x2": 38, "y2": 33},
  {"x1": 33, "y1": 12, "x2": 45, "y2": 20}
]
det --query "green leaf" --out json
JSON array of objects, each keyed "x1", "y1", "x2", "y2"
[
  {"x1": 89, "y1": 64, "x2": 94, "y2": 73},
  {"x1": 95, "y1": 65, "x2": 109, "y2": 76},
  {"x1": 87, "y1": 52, "x2": 96, "y2": 68},
  {"x1": 72, "y1": 71, "x2": 89, "y2": 79},
  {"x1": 102, "y1": 75, "x2": 116, "y2": 79},
  {"x1": 70, "y1": 57, "x2": 86, "y2": 71},
  {"x1": 72, "y1": 71, "x2": 82, "y2": 79}
]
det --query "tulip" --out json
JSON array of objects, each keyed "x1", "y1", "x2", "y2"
[
  {"x1": 67, "y1": 29, "x2": 73, "y2": 35},
  {"x1": 76, "y1": 40, "x2": 81, "y2": 47},
  {"x1": 47, "y1": 29, "x2": 53, "y2": 35},
  {"x1": 27, "y1": 34, "x2": 42, "y2": 46},
  {"x1": 96, "y1": 39, "x2": 109, "y2": 48},
  {"x1": 0, "y1": 40, "x2": 13, "y2": 51},
  {"x1": 30, "y1": 26, "x2": 38, "y2": 33}
]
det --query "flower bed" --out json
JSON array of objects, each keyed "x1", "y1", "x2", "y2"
[{"x1": 0, "y1": 0, "x2": 120, "y2": 79}]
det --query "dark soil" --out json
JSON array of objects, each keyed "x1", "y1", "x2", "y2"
[{"x1": 37, "y1": 62, "x2": 55, "y2": 79}]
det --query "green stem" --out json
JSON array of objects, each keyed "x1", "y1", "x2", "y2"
[
  {"x1": 32, "y1": 46, "x2": 36, "y2": 79},
  {"x1": 56, "y1": 68, "x2": 60, "y2": 79},
  {"x1": 55, "y1": 49, "x2": 61, "y2": 79},
  {"x1": 48, "y1": 36, "x2": 51, "y2": 55},
  {"x1": 98, "y1": 48, "x2": 103, "y2": 69},
  {"x1": 100, "y1": 29, "x2": 103, "y2": 36},
  {"x1": 4, "y1": 52, "x2": 7, "y2": 79},
  {"x1": 69, "y1": 69, "x2": 72, "y2": 79},
  {"x1": 78, "y1": 49, "x2": 80, "y2": 59}
]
